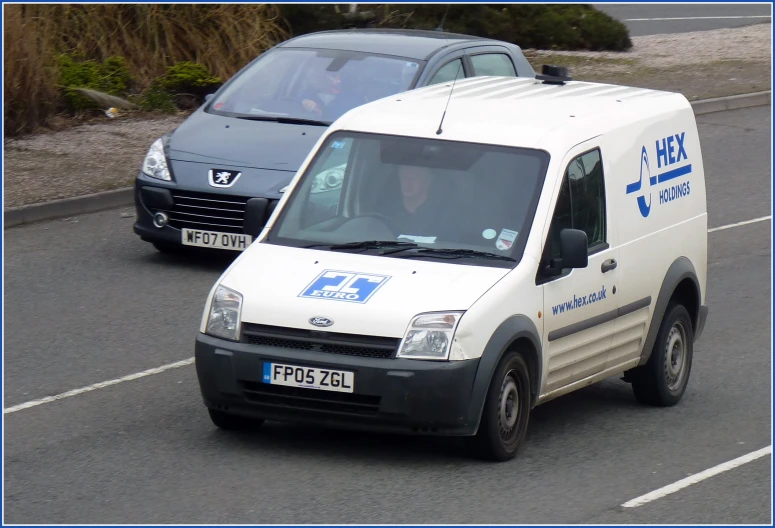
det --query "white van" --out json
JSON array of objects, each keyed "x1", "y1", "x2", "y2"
[{"x1": 195, "y1": 72, "x2": 708, "y2": 461}]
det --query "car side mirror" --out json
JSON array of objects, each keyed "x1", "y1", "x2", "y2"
[
  {"x1": 244, "y1": 198, "x2": 269, "y2": 238},
  {"x1": 204, "y1": 94, "x2": 214, "y2": 102},
  {"x1": 544, "y1": 228, "x2": 588, "y2": 276}
]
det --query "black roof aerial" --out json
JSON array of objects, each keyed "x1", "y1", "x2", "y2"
[{"x1": 536, "y1": 65, "x2": 573, "y2": 85}]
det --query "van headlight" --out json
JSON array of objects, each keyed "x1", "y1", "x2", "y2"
[
  {"x1": 142, "y1": 137, "x2": 172, "y2": 181},
  {"x1": 206, "y1": 285, "x2": 243, "y2": 341},
  {"x1": 397, "y1": 312, "x2": 463, "y2": 361}
]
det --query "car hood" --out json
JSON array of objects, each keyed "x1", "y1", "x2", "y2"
[
  {"x1": 167, "y1": 110, "x2": 327, "y2": 171},
  {"x1": 220, "y1": 243, "x2": 512, "y2": 338}
]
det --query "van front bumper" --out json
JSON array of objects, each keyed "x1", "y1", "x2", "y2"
[{"x1": 195, "y1": 333, "x2": 482, "y2": 436}]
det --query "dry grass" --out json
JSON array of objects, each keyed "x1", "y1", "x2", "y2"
[{"x1": 3, "y1": 4, "x2": 289, "y2": 135}]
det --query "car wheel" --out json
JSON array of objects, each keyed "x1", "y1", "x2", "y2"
[
  {"x1": 470, "y1": 350, "x2": 531, "y2": 462},
  {"x1": 208, "y1": 409, "x2": 265, "y2": 431},
  {"x1": 631, "y1": 303, "x2": 694, "y2": 406}
]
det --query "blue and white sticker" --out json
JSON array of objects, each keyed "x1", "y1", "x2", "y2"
[
  {"x1": 299, "y1": 270, "x2": 391, "y2": 304},
  {"x1": 331, "y1": 140, "x2": 346, "y2": 149}
]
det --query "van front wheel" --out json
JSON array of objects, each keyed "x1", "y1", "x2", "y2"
[
  {"x1": 470, "y1": 351, "x2": 531, "y2": 462},
  {"x1": 631, "y1": 303, "x2": 694, "y2": 406}
]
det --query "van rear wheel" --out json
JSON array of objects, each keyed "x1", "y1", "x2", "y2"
[
  {"x1": 208, "y1": 409, "x2": 265, "y2": 431},
  {"x1": 631, "y1": 303, "x2": 694, "y2": 406},
  {"x1": 470, "y1": 351, "x2": 531, "y2": 462}
]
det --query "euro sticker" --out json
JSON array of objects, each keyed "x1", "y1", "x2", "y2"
[
  {"x1": 495, "y1": 228, "x2": 518, "y2": 251},
  {"x1": 299, "y1": 270, "x2": 390, "y2": 304}
]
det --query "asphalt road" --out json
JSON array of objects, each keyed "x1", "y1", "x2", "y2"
[
  {"x1": 593, "y1": 3, "x2": 772, "y2": 36},
  {"x1": 4, "y1": 106, "x2": 772, "y2": 524}
]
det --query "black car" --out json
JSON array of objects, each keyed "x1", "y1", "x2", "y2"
[{"x1": 133, "y1": 28, "x2": 536, "y2": 253}]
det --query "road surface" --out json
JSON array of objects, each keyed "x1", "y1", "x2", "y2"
[{"x1": 593, "y1": 3, "x2": 771, "y2": 36}]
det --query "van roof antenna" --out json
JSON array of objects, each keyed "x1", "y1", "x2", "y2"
[{"x1": 436, "y1": 60, "x2": 461, "y2": 135}]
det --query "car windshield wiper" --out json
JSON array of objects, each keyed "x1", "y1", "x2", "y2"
[
  {"x1": 393, "y1": 247, "x2": 517, "y2": 262},
  {"x1": 303, "y1": 240, "x2": 420, "y2": 252},
  {"x1": 235, "y1": 115, "x2": 331, "y2": 127}
]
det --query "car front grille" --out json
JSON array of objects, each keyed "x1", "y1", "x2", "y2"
[
  {"x1": 241, "y1": 323, "x2": 400, "y2": 359},
  {"x1": 166, "y1": 191, "x2": 248, "y2": 234},
  {"x1": 240, "y1": 381, "x2": 381, "y2": 415}
]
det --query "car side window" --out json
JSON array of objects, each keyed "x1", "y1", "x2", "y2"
[
  {"x1": 470, "y1": 53, "x2": 517, "y2": 77},
  {"x1": 545, "y1": 148, "x2": 607, "y2": 260},
  {"x1": 428, "y1": 58, "x2": 464, "y2": 86}
]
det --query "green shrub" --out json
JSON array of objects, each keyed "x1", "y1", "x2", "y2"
[
  {"x1": 160, "y1": 61, "x2": 222, "y2": 97},
  {"x1": 57, "y1": 54, "x2": 134, "y2": 111},
  {"x1": 137, "y1": 79, "x2": 177, "y2": 113}
]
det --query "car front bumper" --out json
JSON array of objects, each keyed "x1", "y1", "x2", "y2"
[{"x1": 195, "y1": 332, "x2": 482, "y2": 436}]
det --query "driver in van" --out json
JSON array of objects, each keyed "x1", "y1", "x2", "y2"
[{"x1": 382, "y1": 164, "x2": 448, "y2": 238}]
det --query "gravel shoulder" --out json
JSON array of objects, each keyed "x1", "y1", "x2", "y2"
[{"x1": 4, "y1": 23, "x2": 772, "y2": 209}]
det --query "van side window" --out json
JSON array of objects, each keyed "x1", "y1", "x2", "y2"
[
  {"x1": 428, "y1": 59, "x2": 464, "y2": 86},
  {"x1": 546, "y1": 148, "x2": 607, "y2": 259}
]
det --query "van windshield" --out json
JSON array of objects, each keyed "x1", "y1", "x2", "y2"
[
  {"x1": 206, "y1": 48, "x2": 422, "y2": 124},
  {"x1": 266, "y1": 132, "x2": 550, "y2": 268}
]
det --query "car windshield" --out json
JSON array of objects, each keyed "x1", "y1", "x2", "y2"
[
  {"x1": 206, "y1": 48, "x2": 422, "y2": 124},
  {"x1": 266, "y1": 132, "x2": 551, "y2": 268}
]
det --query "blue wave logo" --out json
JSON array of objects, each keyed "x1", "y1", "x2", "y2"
[{"x1": 626, "y1": 146, "x2": 658, "y2": 218}]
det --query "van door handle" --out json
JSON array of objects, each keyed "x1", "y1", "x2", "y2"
[{"x1": 601, "y1": 259, "x2": 617, "y2": 273}]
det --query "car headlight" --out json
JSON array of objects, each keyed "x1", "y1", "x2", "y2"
[
  {"x1": 142, "y1": 137, "x2": 172, "y2": 181},
  {"x1": 311, "y1": 164, "x2": 345, "y2": 194},
  {"x1": 397, "y1": 312, "x2": 463, "y2": 360},
  {"x1": 206, "y1": 285, "x2": 243, "y2": 341}
]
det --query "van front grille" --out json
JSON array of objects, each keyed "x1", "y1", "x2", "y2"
[{"x1": 241, "y1": 323, "x2": 399, "y2": 359}]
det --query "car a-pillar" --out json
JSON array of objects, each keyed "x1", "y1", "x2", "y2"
[{"x1": 464, "y1": 315, "x2": 542, "y2": 461}]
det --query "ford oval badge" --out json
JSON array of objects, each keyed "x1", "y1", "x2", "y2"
[{"x1": 309, "y1": 316, "x2": 334, "y2": 328}]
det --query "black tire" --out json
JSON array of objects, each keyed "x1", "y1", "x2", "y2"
[
  {"x1": 208, "y1": 409, "x2": 265, "y2": 431},
  {"x1": 631, "y1": 303, "x2": 694, "y2": 406},
  {"x1": 469, "y1": 350, "x2": 532, "y2": 462}
]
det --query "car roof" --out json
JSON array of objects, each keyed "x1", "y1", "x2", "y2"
[
  {"x1": 278, "y1": 28, "x2": 494, "y2": 61},
  {"x1": 333, "y1": 76, "x2": 692, "y2": 153}
]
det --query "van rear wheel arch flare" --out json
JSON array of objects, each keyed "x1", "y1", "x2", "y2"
[{"x1": 636, "y1": 257, "x2": 701, "y2": 367}]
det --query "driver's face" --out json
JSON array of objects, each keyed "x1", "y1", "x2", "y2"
[{"x1": 398, "y1": 165, "x2": 433, "y2": 198}]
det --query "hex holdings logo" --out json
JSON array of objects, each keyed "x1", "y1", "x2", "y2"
[
  {"x1": 299, "y1": 270, "x2": 391, "y2": 304},
  {"x1": 626, "y1": 132, "x2": 692, "y2": 218}
]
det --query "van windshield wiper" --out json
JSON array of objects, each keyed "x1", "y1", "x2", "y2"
[
  {"x1": 393, "y1": 248, "x2": 517, "y2": 262},
  {"x1": 235, "y1": 115, "x2": 331, "y2": 127},
  {"x1": 303, "y1": 240, "x2": 419, "y2": 252}
]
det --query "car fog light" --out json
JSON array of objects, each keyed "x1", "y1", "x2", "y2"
[{"x1": 153, "y1": 211, "x2": 169, "y2": 228}]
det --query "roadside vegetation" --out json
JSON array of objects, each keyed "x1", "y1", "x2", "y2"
[{"x1": 3, "y1": 3, "x2": 631, "y2": 137}]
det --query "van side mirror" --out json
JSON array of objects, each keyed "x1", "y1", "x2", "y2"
[
  {"x1": 559, "y1": 228, "x2": 588, "y2": 269},
  {"x1": 204, "y1": 94, "x2": 214, "y2": 102},
  {"x1": 244, "y1": 198, "x2": 269, "y2": 238},
  {"x1": 543, "y1": 228, "x2": 588, "y2": 276}
]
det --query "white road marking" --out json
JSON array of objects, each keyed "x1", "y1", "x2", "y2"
[
  {"x1": 625, "y1": 16, "x2": 771, "y2": 22},
  {"x1": 708, "y1": 215, "x2": 771, "y2": 233},
  {"x1": 3, "y1": 217, "x2": 772, "y2": 415},
  {"x1": 622, "y1": 445, "x2": 772, "y2": 508},
  {"x1": 3, "y1": 357, "x2": 194, "y2": 415}
]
